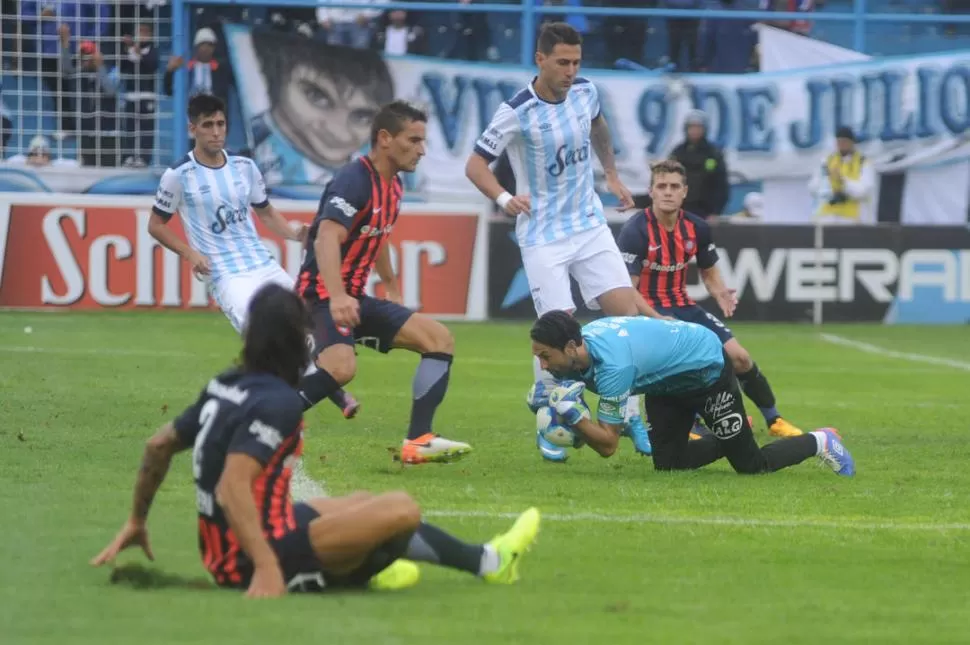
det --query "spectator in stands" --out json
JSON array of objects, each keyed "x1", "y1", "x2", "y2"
[
  {"x1": 4, "y1": 134, "x2": 80, "y2": 167},
  {"x1": 447, "y1": 0, "x2": 492, "y2": 62},
  {"x1": 378, "y1": 10, "x2": 424, "y2": 56},
  {"x1": 163, "y1": 27, "x2": 232, "y2": 104},
  {"x1": 668, "y1": 109, "x2": 730, "y2": 219},
  {"x1": 698, "y1": 0, "x2": 757, "y2": 74},
  {"x1": 316, "y1": 0, "x2": 389, "y2": 49},
  {"x1": 603, "y1": 0, "x2": 651, "y2": 67},
  {"x1": 120, "y1": 22, "x2": 160, "y2": 167},
  {"x1": 0, "y1": 95, "x2": 11, "y2": 153},
  {"x1": 808, "y1": 126, "x2": 875, "y2": 225},
  {"x1": 664, "y1": 0, "x2": 701, "y2": 72},
  {"x1": 758, "y1": 0, "x2": 814, "y2": 37},
  {"x1": 63, "y1": 40, "x2": 122, "y2": 167},
  {"x1": 21, "y1": 1, "x2": 113, "y2": 133}
]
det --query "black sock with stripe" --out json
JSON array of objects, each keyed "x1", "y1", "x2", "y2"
[{"x1": 407, "y1": 353, "x2": 453, "y2": 441}]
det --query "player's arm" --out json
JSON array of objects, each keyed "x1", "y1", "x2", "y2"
[
  {"x1": 314, "y1": 175, "x2": 368, "y2": 324},
  {"x1": 590, "y1": 89, "x2": 634, "y2": 210},
  {"x1": 249, "y1": 161, "x2": 307, "y2": 243},
  {"x1": 566, "y1": 367, "x2": 635, "y2": 458},
  {"x1": 465, "y1": 103, "x2": 529, "y2": 216},
  {"x1": 130, "y1": 422, "x2": 189, "y2": 522},
  {"x1": 695, "y1": 221, "x2": 737, "y2": 317},
  {"x1": 91, "y1": 399, "x2": 199, "y2": 566},
  {"x1": 374, "y1": 242, "x2": 402, "y2": 304},
  {"x1": 217, "y1": 399, "x2": 301, "y2": 597},
  {"x1": 217, "y1": 454, "x2": 281, "y2": 581},
  {"x1": 148, "y1": 169, "x2": 209, "y2": 275}
]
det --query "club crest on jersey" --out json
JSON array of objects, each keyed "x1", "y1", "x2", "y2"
[
  {"x1": 685, "y1": 240, "x2": 695, "y2": 253},
  {"x1": 336, "y1": 325, "x2": 352, "y2": 336}
]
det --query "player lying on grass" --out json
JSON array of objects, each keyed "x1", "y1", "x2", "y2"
[
  {"x1": 529, "y1": 311, "x2": 856, "y2": 476},
  {"x1": 616, "y1": 159, "x2": 804, "y2": 440},
  {"x1": 91, "y1": 283, "x2": 541, "y2": 597}
]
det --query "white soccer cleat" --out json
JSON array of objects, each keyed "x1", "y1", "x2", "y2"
[{"x1": 400, "y1": 433, "x2": 472, "y2": 464}]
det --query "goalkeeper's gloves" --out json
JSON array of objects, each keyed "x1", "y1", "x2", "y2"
[
  {"x1": 549, "y1": 382, "x2": 590, "y2": 426},
  {"x1": 526, "y1": 381, "x2": 551, "y2": 414}
]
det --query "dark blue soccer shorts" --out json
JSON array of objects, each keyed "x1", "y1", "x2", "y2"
[
  {"x1": 309, "y1": 295, "x2": 414, "y2": 355},
  {"x1": 267, "y1": 502, "x2": 328, "y2": 593},
  {"x1": 225, "y1": 503, "x2": 326, "y2": 593},
  {"x1": 655, "y1": 304, "x2": 734, "y2": 344}
]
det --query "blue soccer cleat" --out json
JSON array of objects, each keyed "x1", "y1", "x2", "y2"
[
  {"x1": 622, "y1": 415, "x2": 652, "y2": 456},
  {"x1": 816, "y1": 427, "x2": 855, "y2": 476},
  {"x1": 536, "y1": 429, "x2": 569, "y2": 463}
]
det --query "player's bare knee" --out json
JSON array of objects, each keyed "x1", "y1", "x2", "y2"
[
  {"x1": 380, "y1": 491, "x2": 422, "y2": 532},
  {"x1": 419, "y1": 318, "x2": 455, "y2": 355},
  {"x1": 317, "y1": 346, "x2": 357, "y2": 384}
]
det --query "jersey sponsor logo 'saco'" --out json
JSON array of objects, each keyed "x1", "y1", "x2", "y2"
[
  {"x1": 210, "y1": 204, "x2": 250, "y2": 234},
  {"x1": 547, "y1": 142, "x2": 591, "y2": 177}
]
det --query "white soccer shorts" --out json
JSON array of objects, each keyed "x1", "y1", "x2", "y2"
[
  {"x1": 211, "y1": 262, "x2": 296, "y2": 333},
  {"x1": 520, "y1": 224, "x2": 632, "y2": 316}
]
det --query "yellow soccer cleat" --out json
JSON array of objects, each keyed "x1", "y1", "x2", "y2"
[
  {"x1": 769, "y1": 417, "x2": 804, "y2": 438},
  {"x1": 482, "y1": 507, "x2": 541, "y2": 585},
  {"x1": 368, "y1": 559, "x2": 421, "y2": 592}
]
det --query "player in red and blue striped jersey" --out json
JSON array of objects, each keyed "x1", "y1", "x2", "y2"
[
  {"x1": 295, "y1": 101, "x2": 470, "y2": 465},
  {"x1": 616, "y1": 159, "x2": 804, "y2": 439},
  {"x1": 91, "y1": 284, "x2": 541, "y2": 595}
]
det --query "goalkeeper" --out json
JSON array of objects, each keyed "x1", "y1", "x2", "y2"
[{"x1": 527, "y1": 311, "x2": 856, "y2": 477}]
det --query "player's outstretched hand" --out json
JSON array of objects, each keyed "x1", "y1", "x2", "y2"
[
  {"x1": 246, "y1": 564, "x2": 286, "y2": 598},
  {"x1": 90, "y1": 519, "x2": 154, "y2": 566},
  {"x1": 716, "y1": 289, "x2": 738, "y2": 318},
  {"x1": 606, "y1": 175, "x2": 635, "y2": 212},
  {"x1": 502, "y1": 195, "x2": 531, "y2": 217},
  {"x1": 331, "y1": 293, "x2": 361, "y2": 327}
]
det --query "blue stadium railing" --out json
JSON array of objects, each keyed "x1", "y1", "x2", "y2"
[{"x1": 169, "y1": 0, "x2": 970, "y2": 160}]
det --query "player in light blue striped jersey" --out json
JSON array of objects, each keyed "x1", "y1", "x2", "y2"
[
  {"x1": 148, "y1": 94, "x2": 359, "y2": 431},
  {"x1": 466, "y1": 22, "x2": 664, "y2": 463}
]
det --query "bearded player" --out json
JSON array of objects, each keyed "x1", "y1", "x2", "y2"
[
  {"x1": 465, "y1": 21, "x2": 664, "y2": 463},
  {"x1": 616, "y1": 159, "x2": 804, "y2": 439},
  {"x1": 294, "y1": 100, "x2": 471, "y2": 465}
]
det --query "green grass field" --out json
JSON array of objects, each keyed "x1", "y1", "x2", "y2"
[{"x1": 2, "y1": 312, "x2": 969, "y2": 644}]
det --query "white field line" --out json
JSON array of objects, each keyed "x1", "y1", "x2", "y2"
[
  {"x1": 819, "y1": 334, "x2": 970, "y2": 372},
  {"x1": 423, "y1": 509, "x2": 970, "y2": 533},
  {"x1": 0, "y1": 342, "x2": 963, "y2": 375}
]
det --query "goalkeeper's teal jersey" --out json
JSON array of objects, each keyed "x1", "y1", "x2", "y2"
[{"x1": 579, "y1": 317, "x2": 725, "y2": 424}]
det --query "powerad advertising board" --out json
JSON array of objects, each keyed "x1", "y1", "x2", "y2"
[
  {"x1": 488, "y1": 220, "x2": 970, "y2": 324},
  {"x1": 0, "y1": 194, "x2": 489, "y2": 321}
]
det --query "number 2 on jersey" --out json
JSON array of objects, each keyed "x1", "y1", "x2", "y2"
[{"x1": 193, "y1": 399, "x2": 220, "y2": 480}]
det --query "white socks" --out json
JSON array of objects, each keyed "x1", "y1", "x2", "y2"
[
  {"x1": 810, "y1": 431, "x2": 827, "y2": 455},
  {"x1": 625, "y1": 397, "x2": 641, "y2": 421},
  {"x1": 478, "y1": 544, "x2": 501, "y2": 576}
]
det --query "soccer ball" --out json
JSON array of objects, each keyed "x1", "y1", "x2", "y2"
[{"x1": 535, "y1": 405, "x2": 579, "y2": 448}]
